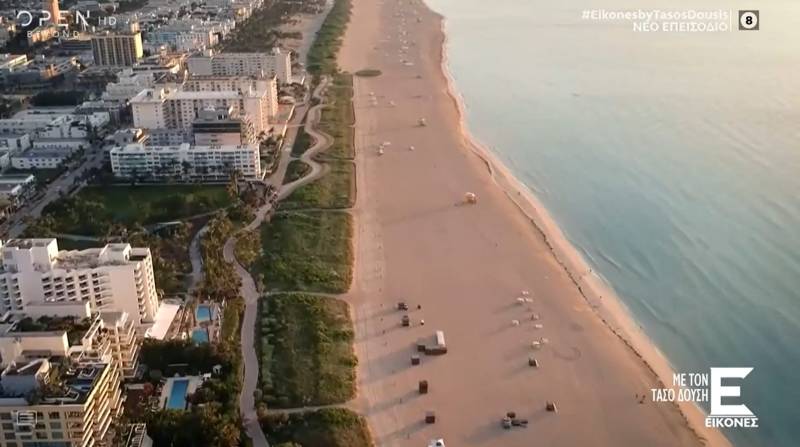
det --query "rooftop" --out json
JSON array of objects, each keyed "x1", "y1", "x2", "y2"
[
  {"x1": 0, "y1": 175, "x2": 35, "y2": 182},
  {"x1": 113, "y1": 142, "x2": 257, "y2": 153},
  {"x1": 2, "y1": 360, "x2": 47, "y2": 376},
  {"x1": 14, "y1": 149, "x2": 70, "y2": 159},
  {"x1": 5, "y1": 238, "x2": 54, "y2": 249},
  {"x1": 144, "y1": 302, "x2": 180, "y2": 340},
  {"x1": 10, "y1": 316, "x2": 93, "y2": 345},
  {"x1": 0, "y1": 357, "x2": 109, "y2": 405}
]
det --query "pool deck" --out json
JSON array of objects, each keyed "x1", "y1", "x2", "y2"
[{"x1": 191, "y1": 302, "x2": 221, "y2": 343}]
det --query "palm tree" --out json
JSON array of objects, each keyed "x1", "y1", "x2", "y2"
[{"x1": 181, "y1": 160, "x2": 192, "y2": 181}]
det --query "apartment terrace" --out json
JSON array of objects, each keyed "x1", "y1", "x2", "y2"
[{"x1": 11, "y1": 316, "x2": 92, "y2": 346}]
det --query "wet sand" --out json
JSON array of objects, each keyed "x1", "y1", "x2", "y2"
[{"x1": 339, "y1": 0, "x2": 731, "y2": 445}]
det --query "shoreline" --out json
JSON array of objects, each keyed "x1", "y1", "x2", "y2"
[
  {"x1": 431, "y1": 10, "x2": 731, "y2": 447},
  {"x1": 339, "y1": 0, "x2": 731, "y2": 444}
]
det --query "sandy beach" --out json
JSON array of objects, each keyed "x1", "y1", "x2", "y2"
[{"x1": 338, "y1": 0, "x2": 732, "y2": 445}]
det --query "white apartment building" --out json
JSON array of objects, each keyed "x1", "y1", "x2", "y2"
[
  {"x1": 0, "y1": 311, "x2": 140, "y2": 379},
  {"x1": 102, "y1": 69, "x2": 155, "y2": 103},
  {"x1": 10, "y1": 149, "x2": 70, "y2": 170},
  {"x1": 146, "y1": 20, "x2": 231, "y2": 52},
  {"x1": 0, "y1": 359, "x2": 122, "y2": 447},
  {"x1": 110, "y1": 142, "x2": 262, "y2": 181},
  {"x1": 187, "y1": 48, "x2": 293, "y2": 84},
  {"x1": 0, "y1": 133, "x2": 31, "y2": 154},
  {"x1": 130, "y1": 76, "x2": 277, "y2": 135},
  {"x1": 0, "y1": 239, "x2": 159, "y2": 329},
  {"x1": 0, "y1": 110, "x2": 109, "y2": 142}
]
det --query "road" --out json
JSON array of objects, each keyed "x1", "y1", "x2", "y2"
[{"x1": 6, "y1": 145, "x2": 106, "y2": 238}]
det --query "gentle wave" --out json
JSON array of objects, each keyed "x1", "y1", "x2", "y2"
[{"x1": 426, "y1": 0, "x2": 800, "y2": 445}]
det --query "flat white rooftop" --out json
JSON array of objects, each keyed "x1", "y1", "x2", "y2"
[{"x1": 144, "y1": 302, "x2": 180, "y2": 340}]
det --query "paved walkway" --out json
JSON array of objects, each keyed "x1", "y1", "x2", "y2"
[
  {"x1": 224, "y1": 77, "x2": 333, "y2": 447},
  {"x1": 188, "y1": 224, "x2": 209, "y2": 293}
]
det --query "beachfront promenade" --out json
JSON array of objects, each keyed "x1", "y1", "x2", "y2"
[{"x1": 223, "y1": 78, "x2": 333, "y2": 447}]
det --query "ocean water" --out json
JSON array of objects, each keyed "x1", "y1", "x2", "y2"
[{"x1": 422, "y1": 0, "x2": 800, "y2": 445}]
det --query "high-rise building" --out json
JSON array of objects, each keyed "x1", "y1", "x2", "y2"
[
  {"x1": 110, "y1": 141, "x2": 262, "y2": 181},
  {"x1": 192, "y1": 106, "x2": 255, "y2": 146},
  {"x1": 0, "y1": 239, "x2": 159, "y2": 329},
  {"x1": 130, "y1": 76, "x2": 278, "y2": 134},
  {"x1": 43, "y1": 0, "x2": 59, "y2": 26},
  {"x1": 187, "y1": 48, "x2": 293, "y2": 84},
  {"x1": 0, "y1": 311, "x2": 141, "y2": 379},
  {"x1": 91, "y1": 24, "x2": 143, "y2": 67},
  {"x1": 0, "y1": 359, "x2": 122, "y2": 447}
]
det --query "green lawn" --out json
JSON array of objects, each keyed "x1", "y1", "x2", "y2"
[
  {"x1": 320, "y1": 75, "x2": 354, "y2": 127},
  {"x1": 320, "y1": 124, "x2": 355, "y2": 160},
  {"x1": 262, "y1": 408, "x2": 372, "y2": 447},
  {"x1": 291, "y1": 125, "x2": 315, "y2": 157},
  {"x1": 35, "y1": 185, "x2": 230, "y2": 236},
  {"x1": 318, "y1": 74, "x2": 355, "y2": 160},
  {"x1": 279, "y1": 161, "x2": 354, "y2": 210},
  {"x1": 257, "y1": 211, "x2": 352, "y2": 293},
  {"x1": 258, "y1": 293, "x2": 356, "y2": 408},
  {"x1": 306, "y1": 0, "x2": 353, "y2": 76},
  {"x1": 283, "y1": 160, "x2": 312, "y2": 184},
  {"x1": 77, "y1": 185, "x2": 231, "y2": 223}
]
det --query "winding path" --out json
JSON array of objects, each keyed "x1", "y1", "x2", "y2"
[{"x1": 222, "y1": 77, "x2": 333, "y2": 446}]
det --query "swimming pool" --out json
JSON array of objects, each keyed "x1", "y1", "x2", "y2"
[
  {"x1": 192, "y1": 328, "x2": 209, "y2": 344},
  {"x1": 196, "y1": 305, "x2": 212, "y2": 322},
  {"x1": 166, "y1": 379, "x2": 189, "y2": 410}
]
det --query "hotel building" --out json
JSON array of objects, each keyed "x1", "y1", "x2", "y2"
[
  {"x1": 0, "y1": 239, "x2": 159, "y2": 329},
  {"x1": 0, "y1": 359, "x2": 122, "y2": 447},
  {"x1": 130, "y1": 76, "x2": 277, "y2": 135},
  {"x1": 0, "y1": 311, "x2": 140, "y2": 379},
  {"x1": 187, "y1": 48, "x2": 293, "y2": 84}
]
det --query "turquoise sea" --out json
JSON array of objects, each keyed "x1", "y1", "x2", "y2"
[{"x1": 423, "y1": 0, "x2": 800, "y2": 445}]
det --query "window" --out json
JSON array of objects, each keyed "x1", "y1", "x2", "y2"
[
  {"x1": 1, "y1": 422, "x2": 13, "y2": 430},
  {"x1": 4, "y1": 432, "x2": 15, "y2": 440},
  {"x1": 0, "y1": 413, "x2": 11, "y2": 420},
  {"x1": 49, "y1": 422, "x2": 61, "y2": 429},
  {"x1": 47, "y1": 413, "x2": 59, "y2": 420}
]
